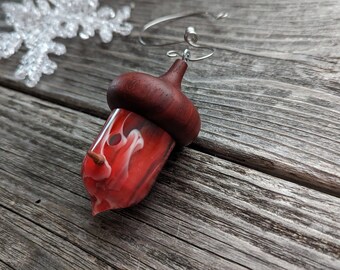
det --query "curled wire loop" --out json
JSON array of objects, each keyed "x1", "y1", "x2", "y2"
[{"x1": 139, "y1": 11, "x2": 227, "y2": 62}]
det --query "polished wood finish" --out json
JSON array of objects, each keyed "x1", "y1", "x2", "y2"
[{"x1": 107, "y1": 59, "x2": 201, "y2": 146}]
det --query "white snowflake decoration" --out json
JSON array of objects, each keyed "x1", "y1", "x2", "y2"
[{"x1": 0, "y1": 0, "x2": 133, "y2": 87}]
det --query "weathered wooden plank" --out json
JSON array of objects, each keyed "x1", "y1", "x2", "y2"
[
  {"x1": 0, "y1": 260, "x2": 15, "y2": 270},
  {"x1": 0, "y1": 0, "x2": 339, "y2": 193},
  {"x1": 1, "y1": 87, "x2": 339, "y2": 269},
  {"x1": 0, "y1": 206, "x2": 113, "y2": 270}
]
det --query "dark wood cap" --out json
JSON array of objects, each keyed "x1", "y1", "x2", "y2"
[{"x1": 107, "y1": 59, "x2": 201, "y2": 146}]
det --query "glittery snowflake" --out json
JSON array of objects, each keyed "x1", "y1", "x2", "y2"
[{"x1": 0, "y1": 0, "x2": 133, "y2": 87}]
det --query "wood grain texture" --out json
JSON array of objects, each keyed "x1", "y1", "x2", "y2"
[
  {"x1": 0, "y1": 206, "x2": 111, "y2": 270},
  {"x1": 0, "y1": 0, "x2": 339, "y2": 193},
  {"x1": 1, "y1": 87, "x2": 340, "y2": 269},
  {"x1": 0, "y1": 260, "x2": 15, "y2": 270}
]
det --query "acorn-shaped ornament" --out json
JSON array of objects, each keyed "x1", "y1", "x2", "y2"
[{"x1": 81, "y1": 59, "x2": 201, "y2": 215}]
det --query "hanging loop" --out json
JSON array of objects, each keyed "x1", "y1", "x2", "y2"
[{"x1": 139, "y1": 11, "x2": 227, "y2": 62}]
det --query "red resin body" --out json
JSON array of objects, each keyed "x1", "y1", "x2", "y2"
[{"x1": 82, "y1": 109, "x2": 175, "y2": 215}]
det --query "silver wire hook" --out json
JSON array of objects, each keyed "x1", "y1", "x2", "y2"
[
  {"x1": 138, "y1": 11, "x2": 228, "y2": 62},
  {"x1": 166, "y1": 27, "x2": 215, "y2": 62}
]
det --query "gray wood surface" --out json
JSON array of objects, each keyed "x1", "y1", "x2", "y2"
[
  {"x1": 1, "y1": 0, "x2": 339, "y2": 194},
  {"x1": 0, "y1": 260, "x2": 14, "y2": 270},
  {"x1": 1, "y1": 87, "x2": 340, "y2": 270},
  {"x1": 0, "y1": 206, "x2": 111, "y2": 270}
]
